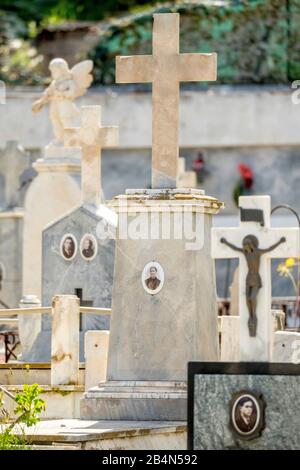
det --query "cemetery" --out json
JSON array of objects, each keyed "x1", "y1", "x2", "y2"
[{"x1": 0, "y1": 0, "x2": 300, "y2": 452}]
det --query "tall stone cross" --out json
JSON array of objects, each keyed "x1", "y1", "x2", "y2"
[
  {"x1": 116, "y1": 13, "x2": 217, "y2": 189},
  {"x1": 64, "y1": 105, "x2": 118, "y2": 205},
  {"x1": 212, "y1": 196, "x2": 299, "y2": 362}
]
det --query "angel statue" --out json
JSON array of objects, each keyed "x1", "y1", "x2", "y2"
[{"x1": 32, "y1": 58, "x2": 93, "y2": 146}]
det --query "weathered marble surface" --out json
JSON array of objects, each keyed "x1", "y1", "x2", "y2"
[
  {"x1": 81, "y1": 381, "x2": 187, "y2": 421},
  {"x1": 212, "y1": 196, "x2": 299, "y2": 362},
  {"x1": 273, "y1": 331, "x2": 300, "y2": 363},
  {"x1": 107, "y1": 195, "x2": 221, "y2": 381},
  {"x1": 51, "y1": 295, "x2": 80, "y2": 386},
  {"x1": 13, "y1": 419, "x2": 187, "y2": 450},
  {"x1": 64, "y1": 105, "x2": 118, "y2": 206},
  {"x1": 84, "y1": 330, "x2": 109, "y2": 391},
  {"x1": 116, "y1": 13, "x2": 216, "y2": 189},
  {"x1": 193, "y1": 374, "x2": 300, "y2": 450},
  {"x1": 22, "y1": 145, "x2": 81, "y2": 301}
]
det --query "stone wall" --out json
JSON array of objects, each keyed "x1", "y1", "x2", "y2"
[{"x1": 2, "y1": 85, "x2": 300, "y2": 215}]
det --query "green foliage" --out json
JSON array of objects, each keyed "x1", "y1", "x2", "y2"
[
  {"x1": 0, "y1": 0, "x2": 168, "y2": 23},
  {"x1": 14, "y1": 384, "x2": 46, "y2": 427},
  {"x1": 1, "y1": 0, "x2": 300, "y2": 86},
  {"x1": 89, "y1": 0, "x2": 296, "y2": 86},
  {"x1": 0, "y1": 428, "x2": 28, "y2": 450},
  {"x1": 0, "y1": 383, "x2": 46, "y2": 450}
]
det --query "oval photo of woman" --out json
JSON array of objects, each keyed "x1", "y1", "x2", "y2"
[
  {"x1": 60, "y1": 234, "x2": 77, "y2": 261},
  {"x1": 80, "y1": 234, "x2": 98, "y2": 261},
  {"x1": 141, "y1": 261, "x2": 164, "y2": 295},
  {"x1": 230, "y1": 391, "x2": 265, "y2": 439}
]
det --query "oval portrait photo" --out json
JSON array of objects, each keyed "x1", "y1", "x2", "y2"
[
  {"x1": 141, "y1": 261, "x2": 164, "y2": 295},
  {"x1": 80, "y1": 234, "x2": 98, "y2": 261},
  {"x1": 60, "y1": 234, "x2": 77, "y2": 261},
  {"x1": 230, "y1": 391, "x2": 265, "y2": 440}
]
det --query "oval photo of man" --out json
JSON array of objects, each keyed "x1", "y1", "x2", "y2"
[
  {"x1": 141, "y1": 261, "x2": 164, "y2": 295},
  {"x1": 230, "y1": 391, "x2": 265, "y2": 439},
  {"x1": 80, "y1": 234, "x2": 98, "y2": 261},
  {"x1": 60, "y1": 234, "x2": 77, "y2": 261}
]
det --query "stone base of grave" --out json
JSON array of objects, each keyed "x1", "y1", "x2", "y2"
[
  {"x1": 80, "y1": 381, "x2": 187, "y2": 421},
  {"x1": 13, "y1": 419, "x2": 186, "y2": 450}
]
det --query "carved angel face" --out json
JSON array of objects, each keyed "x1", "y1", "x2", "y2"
[{"x1": 49, "y1": 58, "x2": 70, "y2": 79}]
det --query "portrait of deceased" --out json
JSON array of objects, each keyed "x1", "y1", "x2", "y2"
[
  {"x1": 230, "y1": 391, "x2": 265, "y2": 439},
  {"x1": 80, "y1": 234, "x2": 98, "y2": 261},
  {"x1": 141, "y1": 261, "x2": 164, "y2": 295},
  {"x1": 60, "y1": 234, "x2": 77, "y2": 261}
]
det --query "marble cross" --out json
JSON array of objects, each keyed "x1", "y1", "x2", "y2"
[
  {"x1": 64, "y1": 105, "x2": 118, "y2": 205},
  {"x1": 116, "y1": 13, "x2": 217, "y2": 189},
  {"x1": 212, "y1": 195, "x2": 299, "y2": 362}
]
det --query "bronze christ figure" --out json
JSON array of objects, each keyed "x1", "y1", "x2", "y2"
[{"x1": 220, "y1": 235, "x2": 286, "y2": 337}]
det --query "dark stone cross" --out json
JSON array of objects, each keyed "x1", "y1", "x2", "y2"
[{"x1": 75, "y1": 288, "x2": 93, "y2": 331}]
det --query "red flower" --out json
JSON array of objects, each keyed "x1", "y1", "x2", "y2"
[
  {"x1": 192, "y1": 153, "x2": 204, "y2": 173},
  {"x1": 238, "y1": 164, "x2": 253, "y2": 189}
]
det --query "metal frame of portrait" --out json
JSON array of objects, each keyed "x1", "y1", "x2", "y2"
[
  {"x1": 80, "y1": 233, "x2": 98, "y2": 261},
  {"x1": 229, "y1": 390, "x2": 266, "y2": 440},
  {"x1": 141, "y1": 261, "x2": 164, "y2": 295},
  {"x1": 60, "y1": 233, "x2": 77, "y2": 261}
]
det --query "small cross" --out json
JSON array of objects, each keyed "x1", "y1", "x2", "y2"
[
  {"x1": 116, "y1": 13, "x2": 217, "y2": 189},
  {"x1": 75, "y1": 288, "x2": 93, "y2": 331},
  {"x1": 65, "y1": 106, "x2": 118, "y2": 206},
  {"x1": 212, "y1": 196, "x2": 299, "y2": 362}
]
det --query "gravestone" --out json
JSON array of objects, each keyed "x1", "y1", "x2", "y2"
[
  {"x1": 24, "y1": 105, "x2": 118, "y2": 362},
  {"x1": 0, "y1": 142, "x2": 33, "y2": 308},
  {"x1": 188, "y1": 362, "x2": 300, "y2": 450},
  {"x1": 0, "y1": 209, "x2": 23, "y2": 308},
  {"x1": 23, "y1": 58, "x2": 94, "y2": 303},
  {"x1": 0, "y1": 140, "x2": 33, "y2": 209},
  {"x1": 212, "y1": 195, "x2": 299, "y2": 361},
  {"x1": 81, "y1": 12, "x2": 223, "y2": 421},
  {"x1": 189, "y1": 199, "x2": 300, "y2": 450}
]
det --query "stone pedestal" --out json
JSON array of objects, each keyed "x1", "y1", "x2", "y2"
[
  {"x1": 82, "y1": 381, "x2": 187, "y2": 421},
  {"x1": 21, "y1": 146, "x2": 81, "y2": 361},
  {"x1": 81, "y1": 188, "x2": 223, "y2": 420},
  {"x1": 84, "y1": 331, "x2": 109, "y2": 391},
  {"x1": 22, "y1": 145, "x2": 81, "y2": 301}
]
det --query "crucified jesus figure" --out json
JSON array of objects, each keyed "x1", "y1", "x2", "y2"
[{"x1": 220, "y1": 234, "x2": 286, "y2": 337}]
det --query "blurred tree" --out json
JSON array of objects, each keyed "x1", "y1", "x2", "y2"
[{"x1": 0, "y1": 0, "x2": 169, "y2": 24}]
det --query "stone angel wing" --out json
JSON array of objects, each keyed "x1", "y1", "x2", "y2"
[{"x1": 70, "y1": 60, "x2": 94, "y2": 98}]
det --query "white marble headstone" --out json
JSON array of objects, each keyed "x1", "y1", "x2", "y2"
[{"x1": 212, "y1": 196, "x2": 299, "y2": 361}]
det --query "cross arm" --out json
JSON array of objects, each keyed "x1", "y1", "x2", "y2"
[
  {"x1": 179, "y1": 53, "x2": 217, "y2": 82},
  {"x1": 211, "y1": 228, "x2": 243, "y2": 259},
  {"x1": 116, "y1": 55, "x2": 153, "y2": 83},
  {"x1": 259, "y1": 237, "x2": 286, "y2": 254},
  {"x1": 259, "y1": 227, "x2": 299, "y2": 258}
]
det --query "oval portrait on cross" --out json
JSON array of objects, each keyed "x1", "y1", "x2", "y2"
[
  {"x1": 141, "y1": 261, "x2": 164, "y2": 295},
  {"x1": 60, "y1": 234, "x2": 77, "y2": 261},
  {"x1": 229, "y1": 391, "x2": 265, "y2": 440},
  {"x1": 80, "y1": 234, "x2": 98, "y2": 261}
]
